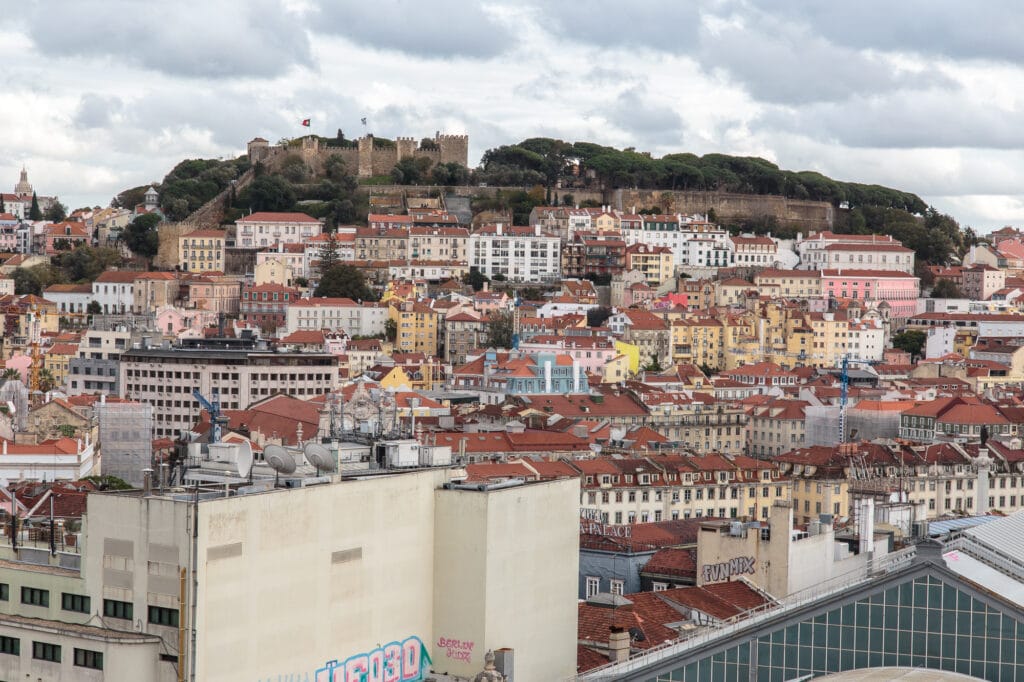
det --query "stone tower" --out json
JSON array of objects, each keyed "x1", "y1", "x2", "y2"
[
  {"x1": 395, "y1": 137, "x2": 417, "y2": 162},
  {"x1": 14, "y1": 166, "x2": 32, "y2": 198},
  {"x1": 435, "y1": 132, "x2": 469, "y2": 166},
  {"x1": 357, "y1": 135, "x2": 375, "y2": 178}
]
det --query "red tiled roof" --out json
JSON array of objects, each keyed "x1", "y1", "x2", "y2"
[{"x1": 237, "y1": 211, "x2": 320, "y2": 223}]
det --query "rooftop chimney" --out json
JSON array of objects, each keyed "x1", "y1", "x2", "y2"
[
  {"x1": 609, "y1": 627, "x2": 630, "y2": 663},
  {"x1": 977, "y1": 448, "x2": 991, "y2": 515},
  {"x1": 142, "y1": 468, "x2": 153, "y2": 497}
]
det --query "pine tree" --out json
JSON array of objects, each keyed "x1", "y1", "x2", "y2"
[
  {"x1": 0, "y1": 194, "x2": 5, "y2": 213},
  {"x1": 29, "y1": 192, "x2": 42, "y2": 220}
]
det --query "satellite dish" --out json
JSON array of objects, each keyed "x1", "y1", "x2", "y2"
[
  {"x1": 263, "y1": 445, "x2": 296, "y2": 476},
  {"x1": 234, "y1": 441, "x2": 254, "y2": 478},
  {"x1": 303, "y1": 442, "x2": 336, "y2": 474}
]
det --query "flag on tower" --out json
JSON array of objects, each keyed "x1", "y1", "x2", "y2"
[
  {"x1": 361, "y1": 117, "x2": 367, "y2": 125},
  {"x1": 301, "y1": 118, "x2": 311, "y2": 127}
]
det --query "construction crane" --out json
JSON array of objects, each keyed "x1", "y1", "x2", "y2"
[
  {"x1": 27, "y1": 308, "x2": 41, "y2": 393},
  {"x1": 839, "y1": 354, "x2": 849, "y2": 444},
  {"x1": 511, "y1": 294, "x2": 522, "y2": 350},
  {"x1": 192, "y1": 390, "x2": 228, "y2": 443}
]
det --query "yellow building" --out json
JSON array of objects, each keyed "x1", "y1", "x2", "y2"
[
  {"x1": 754, "y1": 269, "x2": 822, "y2": 299},
  {"x1": 591, "y1": 211, "x2": 620, "y2": 233},
  {"x1": 178, "y1": 229, "x2": 226, "y2": 272},
  {"x1": 42, "y1": 342, "x2": 78, "y2": 390},
  {"x1": 625, "y1": 243, "x2": 674, "y2": 287},
  {"x1": 671, "y1": 317, "x2": 724, "y2": 370},
  {"x1": 390, "y1": 300, "x2": 439, "y2": 355}
]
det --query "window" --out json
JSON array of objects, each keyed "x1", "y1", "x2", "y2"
[
  {"x1": 32, "y1": 641, "x2": 61, "y2": 663},
  {"x1": 585, "y1": 577, "x2": 600, "y2": 599},
  {"x1": 610, "y1": 580, "x2": 624, "y2": 596},
  {"x1": 74, "y1": 648, "x2": 103, "y2": 670},
  {"x1": 0, "y1": 583, "x2": 8, "y2": 601},
  {"x1": 652, "y1": 582, "x2": 668, "y2": 592},
  {"x1": 148, "y1": 605, "x2": 179, "y2": 627},
  {"x1": 62, "y1": 593, "x2": 90, "y2": 614},
  {"x1": 104, "y1": 599, "x2": 133, "y2": 620},
  {"x1": 0, "y1": 636, "x2": 18, "y2": 656},
  {"x1": 21, "y1": 587, "x2": 49, "y2": 607}
]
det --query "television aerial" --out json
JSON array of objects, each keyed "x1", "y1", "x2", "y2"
[
  {"x1": 264, "y1": 444, "x2": 296, "y2": 485},
  {"x1": 303, "y1": 442, "x2": 337, "y2": 475},
  {"x1": 234, "y1": 441, "x2": 254, "y2": 479}
]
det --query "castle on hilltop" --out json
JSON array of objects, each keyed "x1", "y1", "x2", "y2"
[{"x1": 247, "y1": 132, "x2": 469, "y2": 178}]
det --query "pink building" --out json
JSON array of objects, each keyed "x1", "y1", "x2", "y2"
[
  {"x1": 820, "y1": 269, "x2": 920, "y2": 321},
  {"x1": 517, "y1": 334, "x2": 617, "y2": 373}
]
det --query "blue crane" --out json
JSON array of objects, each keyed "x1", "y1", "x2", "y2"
[{"x1": 193, "y1": 389, "x2": 228, "y2": 443}]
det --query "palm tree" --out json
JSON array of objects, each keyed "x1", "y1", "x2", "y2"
[
  {"x1": 37, "y1": 368, "x2": 57, "y2": 393},
  {"x1": 1, "y1": 368, "x2": 21, "y2": 381}
]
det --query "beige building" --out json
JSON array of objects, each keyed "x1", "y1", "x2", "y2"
[
  {"x1": 754, "y1": 268, "x2": 822, "y2": 299},
  {"x1": 409, "y1": 226, "x2": 469, "y2": 262},
  {"x1": 178, "y1": 229, "x2": 226, "y2": 273},
  {"x1": 253, "y1": 258, "x2": 293, "y2": 286},
  {"x1": 132, "y1": 272, "x2": 180, "y2": 315},
  {"x1": 0, "y1": 467, "x2": 578, "y2": 681},
  {"x1": 625, "y1": 243, "x2": 675, "y2": 287}
]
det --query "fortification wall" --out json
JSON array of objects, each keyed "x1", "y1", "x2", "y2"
[{"x1": 614, "y1": 189, "x2": 834, "y2": 230}]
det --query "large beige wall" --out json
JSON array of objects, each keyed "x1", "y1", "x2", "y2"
[
  {"x1": 194, "y1": 470, "x2": 448, "y2": 682},
  {"x1": 433, "y1": 478, "x2": 580, "y2": 681}
]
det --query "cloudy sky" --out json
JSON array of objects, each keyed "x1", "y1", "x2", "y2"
[{"x1": 2, "y1": 0, "x2": 1023, "y2": 230}]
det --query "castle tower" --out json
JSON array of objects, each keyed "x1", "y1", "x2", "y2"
[
  {"x1": 357, "y1": 135, "x2": 375, "y2": 178},
  {"x1": 395, "y1": 137, "x2": 417, "y2": 162},
  {"x1": 435, "y1": 132, "x2": 469, "y2": 167},
  {"x1": 14, "y1": 166, "x2": 32, "y2": 198},
  {"x1": 144, "y1": 186, "x2": 159, "y2": 210},
  {"x1": 247, "y1": 137, "x2": 270, "y2": 163}
]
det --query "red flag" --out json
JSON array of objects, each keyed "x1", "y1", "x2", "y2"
[{"x1": 301, "y1": 118, "x2": 311, "y2": 127}]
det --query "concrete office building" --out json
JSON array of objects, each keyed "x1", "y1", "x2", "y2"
[
  {"x1": 0, "y1": 467, "x2": 579, "y2": 681},
  {"x1": 119, "y1": 334, "x2": 339, "y2": 438}
]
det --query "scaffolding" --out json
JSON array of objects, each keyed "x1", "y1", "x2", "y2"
[{"x1": 95, "y1": 401, "x2": 153, "y2": 487}]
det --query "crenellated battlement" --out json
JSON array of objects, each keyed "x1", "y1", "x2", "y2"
[{"x1": 270, "y1": 132, "x2": 468, "y2": 178}]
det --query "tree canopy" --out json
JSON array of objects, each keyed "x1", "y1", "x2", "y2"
[
  {"x1": 313, "y1": 264, "x2": 373, "y2": 300},
  {"x1": 124, "y1": 213, "x2": 162, "y2": 259},
  {"x1": 892, "y1": 330, "x2": 927, "y2": 358},
  {"x1": 487, "y1": 310, "x2": 514, "y2": 349}
]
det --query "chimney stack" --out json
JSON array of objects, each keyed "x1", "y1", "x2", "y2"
[
  {"x1": 142, "y1": 468, "x2": 153, "y2": 497},
  {"x1": 609, "y1": 627, "x2": 630, "y2": 663},
  {"x1": 977, "y1": 448, "x2": 991, "y2": 515}
]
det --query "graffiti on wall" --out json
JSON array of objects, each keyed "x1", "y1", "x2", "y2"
[
  {"x1": 436, "y1": 637, "x2": 475, "y2": 663},
  {"x1": 701, "y1": 556, "x2": 755, "y2": 583},
  {"x1": 312, "y1": 637, "x2": 432, "y2": 682}
]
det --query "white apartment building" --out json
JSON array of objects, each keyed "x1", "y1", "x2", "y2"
[
  {"x1": 0, "y1": 435, "x2": 96, "y2": 480},
  {"x1": 621, "y1": 215, "x2": 731, "y2": 268},
  {"x1": 797, "y1": 232, "x2": 914, "y2": 273},
  {"x1": 235, "y1": 211, "x2": 323, "y2": 249},
  {"x1": 469, "y1": 224, "x2": 561, "y2": 282},
  {"x1": 0, "y1": 468, "x2": 578, "y2": 682},
  {"x1": 285, "y1": 298, "x2": 388, "y2": 336},
  {"x1": 66, "y1": 328, "x2": 131, "y2": 396},
  {"x1": 119, "y1": 336, "x2": 340, "y2": 438},
  {"x1": 92, "y1": 271, "x2": 136, "y2": 315}
]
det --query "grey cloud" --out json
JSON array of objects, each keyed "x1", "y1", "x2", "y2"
[
  {"x1": 601, "y1": 86, "x2": 685, "y2": 144},
  {"x1": 744, "y1": 1, "x2": 1024, "y2": 64},
  {"x1": 757, "y1": 90, "x2": 1024, "y2": 151},
  {"x1": 23, "y1": 0, "x2": 312, "y2": 78},
  {"x1": 700, "y1": 19, "x2": 953, "y2": 105},
  {"x1": 73, "y1": 94, "x2": 124, "y2": 129},
  {"x1": 529, "y1": 1, "x2": 701, "y2": 51},
  {"x1": 313, "y1": 0, "x2": 512, "y2": 59}
]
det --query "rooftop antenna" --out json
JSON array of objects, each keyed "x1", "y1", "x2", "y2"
[
  {"x1": 303, "y1": 442, "x2": 337, "y2": 476},
  {"x1": 263, "y1": 444, "x2": 296, "y2": 486}
]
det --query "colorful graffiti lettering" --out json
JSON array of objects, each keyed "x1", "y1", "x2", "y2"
[
  {"x1": 314, "y1": 636, "x2": 432, "y2": 682},
  {"x1": 436, "y1": 637, "x2": 475, "y2": 663}
]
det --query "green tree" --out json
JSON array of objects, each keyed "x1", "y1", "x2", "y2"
[
  {"x1": 81, "y1": 475, "x2": 133, "y2": 491},
  {"x1": 587, "y1": 306, "x2": 612, "y2": 327},
  {"x1": 124, "y1": 213, "x2": 162, "y2": 259},
  {"x1": 43, "y1": 201, "x2": 67, "y2": 222},
  {"x1": 56, "y1": 246, "x2": 123, "y2": 282},
  {"x1": 1, "y1": 368, "x2": 20, "y2": 381},
  {"x1": 37, "y1": 368, "x2": 57, "y2": 393},
  {"x1": 931, "y1": 279, "x2": 963, "y2": 298},
  {"x1": 279, "y1": 154, "x2": 311, "y2": 183},
  {"x1": 314, "y1": 264, "x2": 373, "y2": 300},
  {"x1": 29, "y1": 192, "x2": 42, "y2": 220},
  {"x1": 487, "y1": 310, "x2": 514, "y2": 349},
  {"x1": 245, "y1": 175, "x2": 296, "y2": 212},
  {"x1": 892, "y1": 330, "x2": 927, "y2": 358},
  {"x1": 87, "y1": 300, "x2": 102, "y2": 315},
  {"x1": 465, "y1": 269, "x2": 489, "y2": 292},
  {"x1": 12, "y1": 264, "x2": 65, "y2": 295},
  {"x1": 384, "y1": 318, "x2": 397, "y2": 342},
  {"x1": 0, "y1": 194, "x2": 5, "y2": 213}
]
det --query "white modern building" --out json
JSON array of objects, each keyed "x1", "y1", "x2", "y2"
[
  {"x1": 235, "y1": 211, "x2": 323, "y2": 249},
  {"x1": 469, "y1": 224, "x2": 561, "y2": 282},
  {"x1": 621, "y1": 215, "x2": 731, "y2": 268}
]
